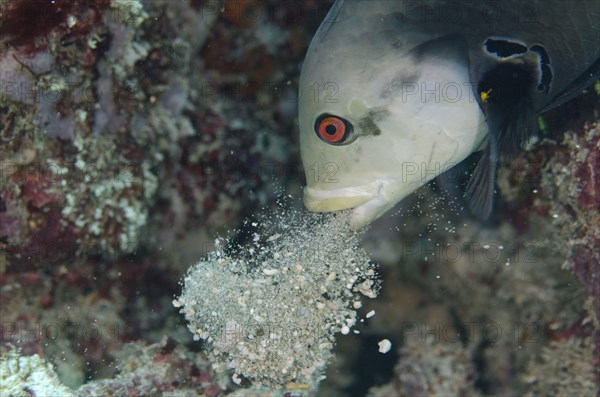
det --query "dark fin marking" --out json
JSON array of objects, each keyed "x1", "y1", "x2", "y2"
[
  {"x1": 484, "y1": 38, "x2": 527, "y2": 58},
  {"x1": 466, "y1": 62, "x2": 536, "y2": 219},
  {"x1": 529, "y1": 45, "x2": 552, "y2": 92},
  {"x1": 538, "y1": 56, "x2": 600, "y2": 114}
]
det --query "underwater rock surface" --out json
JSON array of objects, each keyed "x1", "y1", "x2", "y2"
[
  {"x1": 1, "y1": 0, "x2": 598, "y2": 396},
  {"x1": 1, "y1": 0, "x2": 330, "y2": 394}
]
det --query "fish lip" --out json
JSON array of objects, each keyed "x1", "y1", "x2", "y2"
[
  {"x1": 303, "y1": 177, "x2": 397, "y2": 228},
  {"x1": 303, "y1": 185, "x2": 377, "y2": 212}
]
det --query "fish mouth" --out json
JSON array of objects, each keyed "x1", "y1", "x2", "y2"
[{"x1": 303, "y1": 178, "x2": 397, "y2": 229}]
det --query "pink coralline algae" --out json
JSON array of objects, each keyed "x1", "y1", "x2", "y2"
[
  {"x1": 1, "y1": 0, "x2": 334, "y2": 394},
  {"x1": 541, "y1": 124, "x2": 600, "y2": 315},
  {"x1": 498, "y1": 120, "x2": 600, "y2": 319},
  {"x1": 499, "y1": 120, "x2": 600, "y2": 389}
]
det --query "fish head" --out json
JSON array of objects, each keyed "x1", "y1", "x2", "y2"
[{"x1": 299, "y1": 29, "x2": 488, "y2": 229}]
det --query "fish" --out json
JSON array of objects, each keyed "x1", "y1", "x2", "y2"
[{"x1": 298, "y1": 0, "x2": 600, "y2": 229}]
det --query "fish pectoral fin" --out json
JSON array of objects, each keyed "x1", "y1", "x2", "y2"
[
  {"x1": 465, "y1": 133, "x2": 498, "y2": 219},
  {"x1": 466, "y1": 62, "x2": 537, "y2": 219},
  {"x1": 538, "y1": 56, "x2": 600, "y2": 114}
]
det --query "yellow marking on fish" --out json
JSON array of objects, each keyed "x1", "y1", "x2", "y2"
[{"x1": 480, "y1": 89, "x2": 493, "y2": 103}]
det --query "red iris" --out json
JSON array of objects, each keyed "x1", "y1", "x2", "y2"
[{"x1": 317, "y1": 116, "x2": 346, "y2": 143}]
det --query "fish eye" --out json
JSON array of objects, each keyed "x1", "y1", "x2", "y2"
[{"x1": 314, "y1": 114, "x2": 353, "y2": 145}]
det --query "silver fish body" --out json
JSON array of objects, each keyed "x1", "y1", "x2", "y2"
[{"x1": 298, "y1": 0, "x2": 600, "y2": 228}]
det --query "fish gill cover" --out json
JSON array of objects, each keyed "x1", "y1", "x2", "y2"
[{"x1": 174, "y1": 200, "x2": 379, "y2": 389}]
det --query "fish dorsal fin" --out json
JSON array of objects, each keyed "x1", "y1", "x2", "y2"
[
  {"x1": 538, "y1": 56, "x2": 600, "y2": 114},
  {"x1": 466, "y1": 62, "x2": 537, "y2": 219}
]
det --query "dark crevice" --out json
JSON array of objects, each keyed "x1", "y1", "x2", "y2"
[{"x1": 344, "y1": 335, "x2": 399, "y2": 396}]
